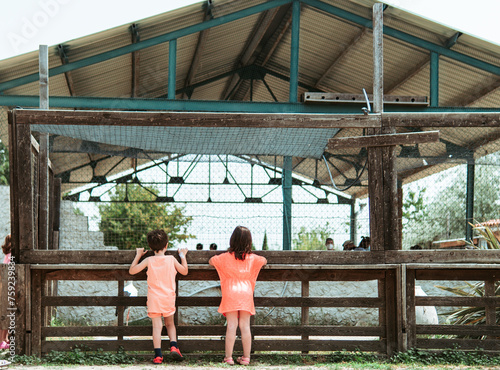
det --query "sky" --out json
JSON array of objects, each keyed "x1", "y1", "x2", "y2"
[{"x1": 1, "y1": 0, "x2": 500, "y2": 61}]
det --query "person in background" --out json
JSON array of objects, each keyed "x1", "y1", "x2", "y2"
[
  {"x1": 196, "y1": 243, "x2": 203, "y2": 250},
  {"x1": 342, "y1": 240, "x2": 356, "y2": 251},
  {"x1": 209, "y1": 226, "x2": 267, "y2": 366},
  {"x1": 1, "y1": 235, "x2": 12, "y2": 350},
  {"x1": 210, "y1": 243, "x2": 217, "y2": 251},
  {"x1": 354, "y1": 236, "x2": 370, "y2": 251},
  {"x1": 129, "y1": 229, "x2": 188, "y2": 364},
  {"x1": 325, "y1": 238, "x2": 335, "y2": 251}
]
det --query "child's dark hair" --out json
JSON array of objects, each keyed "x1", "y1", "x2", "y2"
[
  {"x1": 2, "y1": 234, "x2": 11, "y2": 255},
  {"x1": 147, "y1": 229, "x2": 168, "y2": 251},
  {"x1": 228, "y1": 226, "x2": 252, "y2": 261}
]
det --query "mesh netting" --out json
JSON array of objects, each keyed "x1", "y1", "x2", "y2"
[{"x1": 31, "y1": 124, "x2": 340, "y2": 158}]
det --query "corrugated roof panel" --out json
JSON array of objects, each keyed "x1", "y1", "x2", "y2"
[
  {"x1": 438, "y1": 57, "x2": 497, "y2": 107},
  {"x1": 299, "y1": 5, "x2": 366, "y2": 89}
]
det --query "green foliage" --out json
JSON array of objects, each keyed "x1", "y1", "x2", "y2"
[
  {"x1": 391, "y1": 347, "x2": 500, "y2": 366},
  {"x1": 262, "y1": 230, "x2": 269, "y2": 250},
  {"x1": 99, "y1": 184, "x2": 194, "y2": 250},
  {"x1": 402, "y1": 188, "x2": 427, "y2": 224},
  {"x1": 434, "y1": 225, "x2": 500, "y2": 339},
  {"x1": 43, "y1": 346, "x2": 136, "y2": 365},
  {"x1": 0, "y1": 140, "x2": 9, "y2": 185},
  {"x1": 292, "y1": 224, "x2": 331, "y2": 250}
]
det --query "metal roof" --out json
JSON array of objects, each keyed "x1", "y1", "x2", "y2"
[{"x1": 0, "y1": 0, "x2": 499, "y2": 198}]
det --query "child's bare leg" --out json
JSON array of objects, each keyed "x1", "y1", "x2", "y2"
[
  {"x1": 164, "y1": 314, "x2": 177, "y2": 343},
  {"x1": 238, "y1": 311, "x2": 252, "y2": 359},
  {"x1": 151, "y1": 317, "x2": 163, "y2": 349},
  {"x1": 224, "y1": 311, "x2": 239, "y2": 359}
]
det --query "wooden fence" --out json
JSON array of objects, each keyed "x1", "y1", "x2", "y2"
[{"x1": 17, "y1": 253, "x2": 500, "y2": 357}]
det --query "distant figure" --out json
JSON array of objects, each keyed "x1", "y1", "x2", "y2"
[
  {"x1": 354, "y1": 236, "x2": 370, "y2": 251},
  {"x1": 1, "y1": 235, "x2": 11, "y2": 350},
  {"x1": 410, "y1": 244, "x2": 422, "y2": 250},
  {"x1": 342, "y1": 240, "x2": 355, "y2": 251},
  {"x1": 196, "y1": 243, "x2": 203, "y2": 250},
  {"x1": 325, "y1": 238, "x2": 334, "y2": 251},
  {"x1": 210, "y1": 243, "x2": 217, "y2": 251}
]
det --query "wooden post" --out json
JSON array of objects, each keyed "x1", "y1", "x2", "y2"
[
  {"x1": 16, "y1": 122, "x2": 35, "y2": 254},
  {"x1": 117, "y1": 280, "x2": 125, "y2": 341},
  {"x1": 368, "y1": 3, "x2": 400, "y2": 251},
  {"x1": 485, "y1": 279, "x2": 495, "y2": 339},
  {"x1": 301, "y1": 280, "x2": 309, "y2": 353},
  {"x1": 405, "y1": 268, "x2": 416, "y2": 349},
  {"x1": 38, "y1": 45, "x2": 50, "y2": 251},
  {"x1": 31, "y1": 270, "x2": 43, "y2": 357},
  {"x1": 52, "y1": 178, "x2": 61, "y2": 250},
  {"x1": 15, "y1": 264, "x2": 31, "y2": 355}
]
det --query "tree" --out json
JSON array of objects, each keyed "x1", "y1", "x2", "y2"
[
  {"x1": 99, "y1": 184, "x2": 194, "y2": 250},
  {"x1": 0, "y1": 140, "x2": 9, "y2": 185},
  {"x1": 262, "y1": 230, "x2": 269, "y2": 250},
  {"x1": 293, "y1": 224, "x2": 331, "y2": 250},
  {"x1": 402, "y1": 151, "x2": 500, "y2": 247}
]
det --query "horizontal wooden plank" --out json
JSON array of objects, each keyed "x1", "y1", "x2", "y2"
[
  {"x1": 24, "y1": 249, "x2": 500, "y2": 266},
  {"x1": 327, "y1": 131, "x2": 439, "y2": 150},
  {"x1": 42, "y1": 338, "x2": 384, "y2": 353},
  {"x1": 416, "y1": 325, "x2": 500, "y2": 336},
  {"x1": 383, "y1": 112, "x2": 500, "y2": 127},
  {"x1": 42, "y1": 325, "x2": 384, "y2": 337},
  {"x1": 41, "y1": 268, "x2": 386, "y2": 282},
  {"x1": 414, "y1": 268, "x2": 500, "y2": 281},
  {"x1": 14, "y1": 109, "x2": 381, "y2": 128},
  {"x1": 416, "y1": 296, "x2": 500, "y2": 307},
  {"x1": 42, "y1": 296, "x2": 382, "y2": 308},
  {"x1": 385, "y1": 250, "x2": 500, "y2": 265},
  {"x1": 417, "y1": 338, "x2": 500, "y2": 351},
  {"x1": 303, "y1": 92, "x2": 428, "y2": 105},
  {"x1": 23, "y1": 250, "x2": 387, "y2": 265}
]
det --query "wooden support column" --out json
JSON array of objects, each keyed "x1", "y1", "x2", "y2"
[{"x1": 367, "y1": 4, "x2": 400, "y2": 251}]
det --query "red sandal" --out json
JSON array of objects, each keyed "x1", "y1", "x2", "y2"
[
  {"x1": 223, "y1": 357, "x2": 235, "y2": 365},
  {"x1": 237, "y1": 356, "x2": 250, "y2": 365}
]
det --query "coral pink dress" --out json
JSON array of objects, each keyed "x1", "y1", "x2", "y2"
[
  {"x1": 211, "y1": 252, "x2": 267, "y2": 315},
  {"x1": 146, "y1": 255, "x2": 177, "y2": 317},
  {"x1": 3, "y1": 253, "x2": 10, "y2": 264}
]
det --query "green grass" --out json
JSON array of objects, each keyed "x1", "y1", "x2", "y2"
[{"x1": 4, "y1": 347, "x2": 500, "y2": 368}]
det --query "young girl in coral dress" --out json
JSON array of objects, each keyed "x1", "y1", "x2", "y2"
[
  {"x1": 129, "y1": 229, "x2": 188, "y2": 364},
  {"x1": 209, "y1": 226, "x2": 267, "y2": 366}
]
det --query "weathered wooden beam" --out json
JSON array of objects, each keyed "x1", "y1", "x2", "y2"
[
  {"x1": 383, "y1": 112, "x2": 500, "y2": 127},
  {"x1": 327, "y1": 131, "x2": 439, "y2": 149},
  {"x1": 14, "y1": 109, "x2": 381, "y2": 128}
]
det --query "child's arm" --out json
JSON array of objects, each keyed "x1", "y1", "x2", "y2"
[
  {"x1": 129, "y1": 248, "x2": 148, "y2": 275},
  {"x1": 174, "y1": 248, "x2": 189, "y2": 275}
]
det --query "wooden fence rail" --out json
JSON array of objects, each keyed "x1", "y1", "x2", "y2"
[{"x1": 21, "y1": 263, "x2": 500, "y2": 357}]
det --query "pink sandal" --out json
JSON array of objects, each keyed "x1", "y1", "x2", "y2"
[
  {"x1": 237, "y1": 356, "x2": 250, "y2": 365},
  {"x1": 223, "y1": 357, "x2": 234, "y2": 365}
]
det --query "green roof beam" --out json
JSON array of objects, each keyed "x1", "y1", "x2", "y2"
[
  {"x1": 3, "y1": 95, "x2": 500, "y2": 113},
  {"x1": 0, "y1": 0, "x2": 292, "y2": 92}
]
